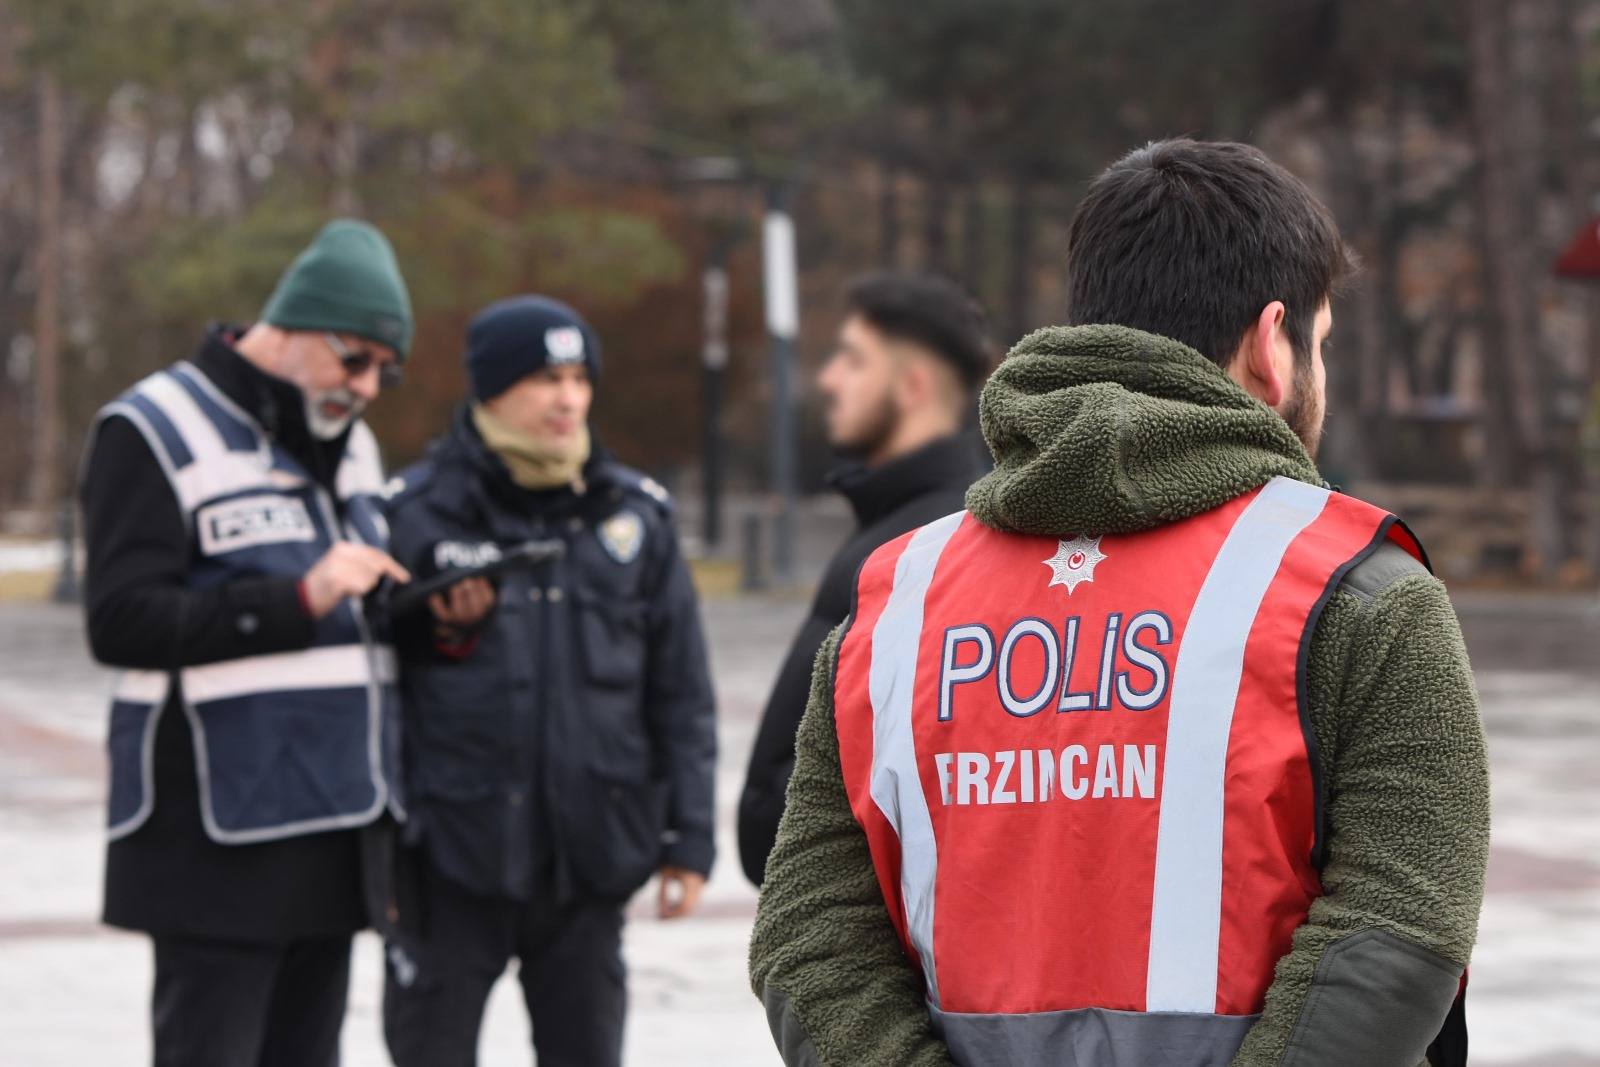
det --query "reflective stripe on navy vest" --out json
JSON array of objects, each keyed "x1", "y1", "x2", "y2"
[
  {"x1": 99, "y1": 360, "x2": 402, "y2": 844},
  {"x1": 833, "y1": 477, "x2": 1428, "y2": 1066}
]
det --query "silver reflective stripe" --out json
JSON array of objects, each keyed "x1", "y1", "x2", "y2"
[
  {"x1": 1146, "y1": 476, "x2": 1329, "y2": 1012},
  {"x1": 181, "y1": 644, "x2": 397, "y2": 704},
  {"x1": 137, "y1": 372, "x2": 263, "y2": 511},
  {"x1": 932, "y1": 1003, "x2": 1256, "y2": 1067},
  {"x1": 170, "y1": 362, "x2": 275, "y2": 467},
  {"x1": 114, "y1": 669, "x2": 169, "y2": 705},
  {"x1": 867, "y1": 509, "x2": 966, "y2": 1009},
  {"x1": 338, "y1": 420, "x2": 387, "y2": 498},
  {"x1": 107, "y1": 671, "x2": 170, "y2": 842}
]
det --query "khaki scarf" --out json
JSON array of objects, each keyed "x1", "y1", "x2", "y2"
[{"x1": 472, "y1": 404, "x2": 591, "y2": 491}]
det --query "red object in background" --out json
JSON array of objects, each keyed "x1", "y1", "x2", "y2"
[{"x1": 1555, "y1": 216, "x2": 1600, "y2": 277}]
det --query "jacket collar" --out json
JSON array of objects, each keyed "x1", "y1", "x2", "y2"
[
  {"x1": 828, "y1": 432, "x2": 987, "y2": 527},
  {"x1": 190, "y1": 323, "x2": 350, "y2": 490},
  {"x1": 965, "y1": 324, "x2": 1322, "y2": 537}
]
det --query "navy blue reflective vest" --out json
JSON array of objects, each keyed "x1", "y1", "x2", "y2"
[{"x1": 97, "y1": 360, "x2": 403, "y2": 844}]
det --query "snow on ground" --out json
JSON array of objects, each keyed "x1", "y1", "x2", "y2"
[{"x1": 2, "y1": 593, "x2": 1598, "y2": 1066}]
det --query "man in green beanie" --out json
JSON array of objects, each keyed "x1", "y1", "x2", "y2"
[
  {"x1": 79, "y1": 218, "x2": 417, "y2": 1066},
  {"x1": 749, "y1": 140, "x2": 1488, "y2": 1067}
]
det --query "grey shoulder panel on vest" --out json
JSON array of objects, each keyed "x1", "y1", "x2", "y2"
[
  {"x1": 1338, "y1": 540, "x2": 1430, "y2": 603},
  {"x1": 381, "y1": 460, "x2": 437, "y2": 511},
  {"x1": 1279, "y1": 928, "x2": 1461, "y2": 1067},
  {"x1": 761, "y1": 984, "x2": 823, "y2": 1067}
]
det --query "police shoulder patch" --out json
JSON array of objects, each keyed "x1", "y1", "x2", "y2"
[
  {"x1": 601, "y1": 462, "x2": 672, "y2": 516},
  {"x1": 598, "y1": 510, "x2": 645, "y2": 565}
]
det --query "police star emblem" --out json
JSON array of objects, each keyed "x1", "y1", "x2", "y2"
[
  {"x1": 1044, "y1": 535, "x2": 1106, "y2": 594},
  {"x1": 599, "y1": 510, "x2": 645, "y2": 565}
]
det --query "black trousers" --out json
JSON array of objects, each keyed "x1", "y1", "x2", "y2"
[
  {"x1": 383, "y1": 865, "x2": 626, "y2": 1067},
  {"x1": 151, "y1": 933, "x2": 352, "y2": 1067}
]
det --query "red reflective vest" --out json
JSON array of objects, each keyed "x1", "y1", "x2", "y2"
[{"x1": 833, "y1": 476, "x2": 1426, "y2": 1065}]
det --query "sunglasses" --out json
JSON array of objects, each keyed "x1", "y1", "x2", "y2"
[{"x1": 325, "y1": 333, "x2": 404, "y2": 389}]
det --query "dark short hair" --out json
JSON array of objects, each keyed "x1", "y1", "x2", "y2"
[
  {"x1": 845, "y1": 272, "x2": 994, "y2": 390},
  {"x1": 1064, "y1": 138, "x2": 1356, "y2": 368}
]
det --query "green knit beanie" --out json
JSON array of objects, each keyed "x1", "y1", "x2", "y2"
[{"x1": 259, "y1": 219, "x2": 414, "y2": 358}]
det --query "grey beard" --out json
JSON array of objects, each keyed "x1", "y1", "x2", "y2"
[{"x1": 304, "y1": 389, "x2": 362, "y2": 440}]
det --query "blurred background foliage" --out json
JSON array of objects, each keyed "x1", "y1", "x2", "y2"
[{"x1": 4, "y1": 0, "x2": 1600, "y2": 579}]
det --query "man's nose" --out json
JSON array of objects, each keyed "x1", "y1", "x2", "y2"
[{"x1": 349, "y1": 365, "x2": 382, "y2": 401}]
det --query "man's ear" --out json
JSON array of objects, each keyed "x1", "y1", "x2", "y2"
[
  {"x1": 895, "y1": 351, "x2": 933, "y2": 411},
  {"x1": 1232, "y1": 301, "x2": 1289, "y2": 408}
]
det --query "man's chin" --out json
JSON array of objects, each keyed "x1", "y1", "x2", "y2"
[
  {"x1": 309, "y1": 420, "x2": 352, "y2": 441},
  {"x1": 308, "y1": 407, "x2": 358, "y2": 440},
  {"x1": 826, "y1": 433, "x2": 871, "y2": 459}
]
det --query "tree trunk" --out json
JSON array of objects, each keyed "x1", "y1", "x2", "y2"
[
  {"x1": 879, "y1": 156, "x2": 900, "y2": 268},
  {"x1": 1514, "y1": 0, "x2": 1569, "y2": 572},
  {"x1": 1317, "y1": 121, "x2": 1378, "y2": 482},
  {"x1": 1006, "y1": 171, "x2": 1034, "y2": 342},
  {"x1": 1466, "y1": 0, "x2": 1526, "y2": 485},
  {"x1": 961, "y1": 179, "x2": 984, "y2": 293},
  {"x1": 1467, "y1": 0, "x2": 1562, "y2": 574},
  {"x1": 922, "y1": 105, "x2": 953, "y2": 273},
  {"x1": 28, "y1": 71, "x2": 63, "y2": 515},
  {"x1": 1550, "y1": 0, "x2": 1600, "y2": 574}
]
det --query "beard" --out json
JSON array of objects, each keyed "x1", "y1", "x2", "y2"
[
  {"x1": 304, "y1": 387, "x2": 364, "y2": 441},
  {"x1": 1279, "y1": 356, "x2": 1324, "y2": 458},
  {"x1": 828, "y1": 390, "x2": 900, "y2": 460}
]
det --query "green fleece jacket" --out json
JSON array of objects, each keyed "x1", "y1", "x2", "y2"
[{"x1": 748, "y1": 326, "x2": 1489, "y2": 1067}]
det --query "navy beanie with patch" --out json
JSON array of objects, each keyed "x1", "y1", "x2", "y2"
[{"x1": 466, "y1": 295, "x2": 602, "y2": 401}]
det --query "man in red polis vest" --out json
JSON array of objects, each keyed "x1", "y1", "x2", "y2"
[{"x1": 749, "y1": 139, "x2": 1488, "y2": 1067}]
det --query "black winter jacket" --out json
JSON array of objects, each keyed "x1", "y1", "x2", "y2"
[
  {"x1": 82, "y1": 329, "x2": 369, "y2": 941},
  {"x1": 736, "y1": 433, "x2": 987, "y2": 884},
  {"x1": 385, "y1": 412, "x2": 717, "y2": 903}
]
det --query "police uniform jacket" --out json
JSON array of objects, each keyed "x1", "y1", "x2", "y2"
[
  {"x1": 81, "y1": 328, "x2": 384, "y2": 941},
  {"x1": 385, "y1": 411, "x2": 717, "y2": 902}
]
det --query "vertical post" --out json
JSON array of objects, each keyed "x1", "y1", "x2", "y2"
[
  {"x1": 52, "y1": 500, "x2": 79, "y2": 604},
  {"x1": 763, "y1": 185, "x2": 800, "y2": 585},
  {"x1": 701, "y1": 248, "x2": 730, "y2": 550},
  {"x1": 31, "y1": 72, "x2": 64, "y2": 517},
  {"x1": 740, "y1": 511, "x2": 766, "y2": 592}
]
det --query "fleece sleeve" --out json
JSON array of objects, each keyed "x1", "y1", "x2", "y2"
[
  {"x1": 1230, "y1": 572, "x2": 1490, "y2": 1067},
  {"x1": 747, "y1": 627, "x2": 957, "y2": 1067}
]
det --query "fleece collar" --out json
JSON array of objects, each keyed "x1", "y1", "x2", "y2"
[{"x1": 964, "y1": 325, "x2": 1321, "y2": 537}]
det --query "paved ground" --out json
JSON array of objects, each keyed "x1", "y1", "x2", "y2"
[{"x1": 1, "y1": 587, "x2": 1597, "y2": 1065}]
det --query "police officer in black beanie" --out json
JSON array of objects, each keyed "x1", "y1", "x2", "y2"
[{"x1": 381, "y1": 295, "x2": 717, "y2": 1067}]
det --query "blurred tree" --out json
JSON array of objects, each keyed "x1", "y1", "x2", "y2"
[
  {"x1": 0, "y1": 0, "x2": 843, "y2": 486},
  {"x1": 833, "y1": 0, "x2": 1280, "y2": 335},
  {"x1": 2, "y1": 0, "x2": 1598, "y2": 576}
]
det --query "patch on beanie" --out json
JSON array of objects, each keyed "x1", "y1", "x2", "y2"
[
  {"x1": 373, "y1": 315, "x2": 405, "y2": 345},
  {"x1": 545, "y1": 326, "x2": 586, "y2": 364}
]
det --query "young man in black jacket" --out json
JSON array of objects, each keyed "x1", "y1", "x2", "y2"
[
  {"x1": 737, "y1": 273, "x2": 993, "y2": 885},
  {"x1": 80, "y1": 220, "x2": 414, "y2": 1066},
  {"x1": 381, "y1": 295, "x2": 717, "y2": 1067}
]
